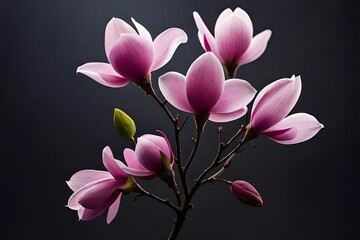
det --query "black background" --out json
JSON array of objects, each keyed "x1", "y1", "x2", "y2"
[{"x1": 2, "y1": 0, "x2": 359, "y2": 239}]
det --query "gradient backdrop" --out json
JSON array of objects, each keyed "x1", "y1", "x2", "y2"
[{"x1": 2, "y1": 0, "x2": 359, "y2": 239}]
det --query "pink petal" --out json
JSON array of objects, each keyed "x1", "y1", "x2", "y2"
[
  {"x1": 238, "y1": 30, "x2": 272, "y2": 66},
  {"x1": 67, "y1": 178, "x2": 113, "y2": 210},
  {"x1": 135, "y1": 136, "x2": 165, "y2": 173},
  {"x1": 263, "y1": 113, "x2": 324, "y2": 144},
  {"x1": 108, "y1": 33, "x2": 154, "y2": 81},
  {"x1": 251, "y1": 76, "x2": 302, "y2": 132},
  {"x1": 186, "y1": 52, "x2": 224, "y2": 114},
  {"x1": 105, "y1": 18, "x2": 137, "y2": 59},
  {"x1": 142, "y1": 133, "x2": 171, "y2": 160},
  {"x1": 66, "y1": 170, "x2": 112, "y2": 192},
  {"x1": 123, "y1": 148, "x2": 149, "y2": 171},
  {"x1": 102, "y1": 146, "x2": 128, "y2": 181},
  {"x1": 78, "y1": 179, "x2": 119, "y2": 209},
  {"x1": 215, "y1": 14, "x2": 252, "y2": 63},
  {"x1": 209, "y1": 107, "x2": 248, "y2": 123},
  {"x1": 151, "y1": 28, "x2": 188, "y2": 71},
  {"x1": 78, "y1": 207, "x2": 105, "y2": 221},
  {"x1": 193, "y1": 12, "x2": 222, "y2": 62},
  {"x1": 156, "y1": 130, "x2": 174, "y2": 164},
  {"x1": 77, "y1": 63, "x2": 129, "y2": 88},
  {"x1": 131, "y1": 18, "x2": 152, "y2": 41},
  {"x1": 211, "y1": 79, "x2": 256, "y2": 113},
  {"x1": 106, "y1": 193, "x2": 122, "y2": 224},
  {"x1": 115, "y1": 157, "x2": 154, "y2": 177},
  {"x1": 158, "y1": 72, "x2": 192, "y2": 112},
  {"x1": 214, "y1": 8, "x2": 233, "y2": 35},
  {"x1": 234, "y1": 7, "x2": 253, "y2": 36}
]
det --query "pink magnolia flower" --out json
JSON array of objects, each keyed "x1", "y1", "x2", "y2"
[
  {"x1": 77, "y1": 17, "x2": 187, "y2": 87},
  {"x1": 66, "y1": 146, "x2": 141, "y2": 223},
  {"x1": 117, "y1": 131, "x2": 174, "y2": 178},
  {"x1": 159, "y1": 52, "x2": 257, "y2": 123},
  {"x1": 193, "y1": 8, "x2": 272, "y2": 76},
  {"x1": 230, "y1": 180, "x2": 263, "y2": 207},
  {"x1": 249, "y1": 76, "x2": 324, "y2": 144}
]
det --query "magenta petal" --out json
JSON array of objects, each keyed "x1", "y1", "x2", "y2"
[
  {"x1": 142, "y1": 134, "x2": 171, "y2": 160},
  {"x1": 263, "y1": 113, "x2": 324, "y2": 144},
  {"x1": 211, "y1": 79, "x2": 256, "y2": 113},
  {"x1": 102, "y1": 146, "x2": 128, "y2": 181},
  {"x1": 193, "y1": 12, "x2": 222, "y2": 61},
  {"x1": 78, "y1": 207, "x2": 106, "y2": 221},
  {"x1": 77, "y1": 63, "x2": 129, "y2": 88},
  {"x1": 214, "y1": 8, "x2": 233, "y2": 35},
  {"x1": 104, "y1": 18, "x2": 137, "y2": 59},
  {"x1": 151, "y1": 28, "x2": 188, "y2": 71},
  {"x1": 78, "y1": 180, "x2": 119, "y2": 209},
  {"x1": 159, "y1": 72, "x2": 192, "y2": 112},
  {"x1": 251, "y1": 76, "x2": 302, "y2": 132},
  {"x1": 131, "y1": 18, "x2": 152, "y2": 41},
  {"x1": 215, "y1": 14, "x2": 252, "y2": 62},
  {"x1": 209, "y1": 107, "x2": 248, "y2": 123},
  {"x1": 115, "y1": 158, "x2": 155, "y2": 177},
  {"x1": 234, "y1": 7, "x2": 253, "y2": 36},
  {"x1": 67, "y1": 170, "x2": 112, "y2": 192},
  {"x1": 186, "y1": 52, "x2": 224, "y2": 114},
  {"x1": 109, "y1": 33, "x2": 154, "y2": 81},
  {"x1": 106, "y1": 193, "x2": 122, "y2": 224},
  {"x1": 238, "y1": 30, "x2": 272, "y2": 66},
  {"x1": 67, "y1": 178, "x2": 113, "y2": 210},
  {"x1": 156, "y1": 130, "x2": 174, "y2": 164},
  {"x1": 123, "y1": 148, "x2": 148, "y2": 171},
  {"x1": 135, "y1": 136, "x2": 165, "y2": 173}
]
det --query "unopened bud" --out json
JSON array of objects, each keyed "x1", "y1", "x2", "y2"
[
  {"x1": 113, "y1": 108, "x2": 136, "y2": 141},
  {"x1": 230, "y1": 180, "x2": 263, "y2": 207}
]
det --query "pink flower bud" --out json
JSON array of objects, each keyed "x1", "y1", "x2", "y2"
[{"x1": 230, "y1": 180, "x2": 263, "y2": 207}]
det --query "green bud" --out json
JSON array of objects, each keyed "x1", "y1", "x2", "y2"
[{"x1": 113, "y1": 108, "x2": 136, "y2": 141}]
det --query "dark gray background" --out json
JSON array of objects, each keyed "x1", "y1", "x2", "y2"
[{"x1": 2, "y1": 0, "x2": 359, "y2": 239}]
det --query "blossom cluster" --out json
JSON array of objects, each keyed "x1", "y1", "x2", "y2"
[{"x1": 67, "y1": 7, "x2": 323, "y2": 238}]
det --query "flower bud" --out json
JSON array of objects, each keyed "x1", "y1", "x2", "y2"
[
  {"x1": 230, "y1": 180, "x2": 263, "y2": 207},
  {"x1": 113, "y1": 108, "x2": 136, "y2": 141}
]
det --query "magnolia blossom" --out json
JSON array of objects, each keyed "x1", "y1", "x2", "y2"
[
  {"x1": 159, "y1": 52, "x2": 256, "y2": 122},
  {"x1": 66, "y1": 146, "x2": 140, "y2": 223},
  {"x1": 193, "y1": 8, "x2": 271, "y2": 76},
  {"x1": 249, "y1": 76, "x2": 324, "y2": 144},
  {"x1": 77, "y1": 17, "x2": 187, "y2": 87},
  {"x1": 117, "y1": 131, "x2": 174, "y2": 178},
  {"x1": 230, "y1": 180, "x2": 263, "y2": 207}
]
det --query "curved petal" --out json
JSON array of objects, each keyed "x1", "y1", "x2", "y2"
[
  {"x1": 156, "y1": 130, "x2": 174, "y2": 164},
  {"x1": 78, "y1": 207, "x2": 105, "y2": 221},
  {"x1": 123, "y1": 148, "x2": 149, "y2": 171},
  {"x1": 106, "y1": 193, "x2": 122, "y2": 224},
  {"x1": 78, "y1": 179, "x2": 119, "y2": 209},
  {"x1": 251, "y1": 76, "x2": 302, "y2": 132},
  {"x1": 142, "y1": 134, "x2": 171, "y2": 159},
  {"x1": 67, "y1": 177, "x2": 113, "y2": 210},
  {"x1": 193, "y1": 12, "x2": 222, "y2": 61},
  {"x1": 66, "y1": 170, "x2": 112, "y2": 192},
  {"x1": 102, "y1": 146, "x2": 128, "y2": 181},
  {"x1": 151, "y1": 28, "x2": 188, "y2": 71},
  {"x1": 115, "y1": 157, "x2": 155, "y2": 177},
  {"x1": 77, "y1": 63, "x2": 129, "y2": 88},
  {"x1": 159, "y1": 72, "x2": 192, "y2": 112},
  {"x1": 238, "y1": 30, "x2": 272, "y2": 66},
  {"x1": 131, "y1": 17, "x2": 152, "y2": 41},
  {"x1": 234, "y1": 7, "x2": 253, "y2": 36},
  {"x1": 215, "y1": 14, "x2": 252, "y2": 63},
  {"x1": 209, "y1": 107, "x2": 247, "y2": 123},
  {"x1": 186, "y1": 52, "x2": 224, "y2": 114},
  {"x1": 105, "y1": 18, "x2": 137, "y2": 59},
  {"x1": 135, "y1": 137, "x2": 164, "y2": 173},
  {"x1": 214, "y1": 8, "x2": 233, "y2": 35},
  {"x1": 211, "y1": 79, "x2": 256, "y2": 113},
  {"x1": 263, "y1": 113, "x2": 324, "y2": 144},
  {"x1": 109, "y1": 33, "x2": 154, "y2": 81}
]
